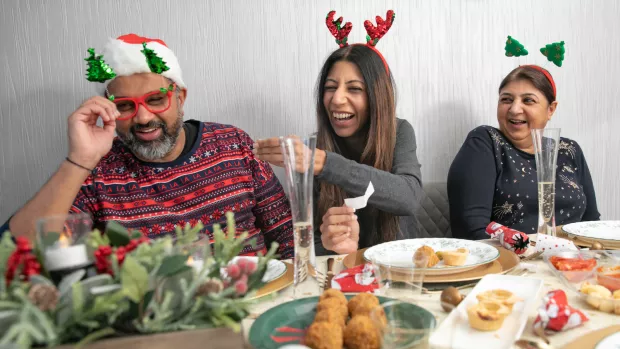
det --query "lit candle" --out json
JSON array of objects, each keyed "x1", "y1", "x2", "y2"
[
  {"x1": 44, "y1": 234, "x2": 90, "y2": 271},
  {"x1": 187, "y1": 256, "x2": 204, "y2": 272}
]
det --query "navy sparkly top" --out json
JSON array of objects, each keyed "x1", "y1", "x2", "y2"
[{"x1": 448, "y1": 126, "x2": 600, "y2": 240}]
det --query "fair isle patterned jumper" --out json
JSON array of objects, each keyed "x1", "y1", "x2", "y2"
[{"x1": 70, "y1": 121, "x2": 294, "y2": 259}]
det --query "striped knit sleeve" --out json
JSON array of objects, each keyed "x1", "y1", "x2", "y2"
[{"x1": 237, "y1": 130, "x2": 294, "y2": 259}]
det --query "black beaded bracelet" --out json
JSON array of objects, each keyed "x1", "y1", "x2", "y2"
[{"x1": 66, "y1": 157, "x2": 93, "y2": 172}]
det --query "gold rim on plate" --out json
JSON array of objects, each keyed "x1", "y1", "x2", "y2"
[
  {"x1": 343, "y1": 246, "x2": 519, "y2": 283},
  {"x1": 561, "y1": 325, "x2": 620, "y2": 349},
  {"x1": 249, "y1": 262, "x2": 293, "y2": 300}
]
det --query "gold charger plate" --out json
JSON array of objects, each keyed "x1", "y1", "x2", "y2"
[
  {"x1": 562, "y1": 325, "x2": 620, "y2": 349},
  {"x1": 557, "y1": 228, "x2": 620, "y2": 250},
  {"x1": 343, "y1": 246, "x2": 519, "y2": 283},
  {"x1": 250, "y1": 262, "x2": 293, "y2": 300}
]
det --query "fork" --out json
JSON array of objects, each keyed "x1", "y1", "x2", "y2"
[{"x1": 520, "y1": 250, "x2": 544, "y2": 261}]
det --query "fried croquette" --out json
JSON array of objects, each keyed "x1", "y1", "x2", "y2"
[
  {"x1": 314, "y1": 308, "x2": 346, "y2": 329},
  {"x1": 319, "y1": 288, "x2": 348, "y2": 306},
  {"x1": 351, "y1": 301, "x2": 385, "y2": 324},
  {"x1": 305, "y1": 321, "x2": 343, "y2": 349},
  {"x1": 343, "y1": 316, "x2": 381, "y2": 349},
  {"x1": 316, "y1": 297, "x2": 348, "y2": 322},
  {"x1": 347, "y1": 293, "x2": 380, "y2": 316}
]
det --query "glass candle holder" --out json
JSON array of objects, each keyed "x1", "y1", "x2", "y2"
[{"x1": 36, "y1": 213, "x2": 95, "y2": 284}]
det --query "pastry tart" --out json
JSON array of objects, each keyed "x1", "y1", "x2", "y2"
[
  {"x1": 437, "y1": 248, "x2": 469, "y2": 266},
  {"x1": 476, "y1": 289, "x2": 522, "y2": 311},
  {"x1": 467, "y1": 301, "x2": 510, "y2": 331}
]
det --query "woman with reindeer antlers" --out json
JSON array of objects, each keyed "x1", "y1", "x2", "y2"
[
  {"x1": 448, "y1": 37, "x2": 600, "y2": 241},
  {"x1": 254, "y1": 10, "x2": 424, "y2": 255}
]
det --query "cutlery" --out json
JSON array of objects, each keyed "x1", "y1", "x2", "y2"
[
  {"x1": 520, "y1": 250, "x2": 544, "y2": 261},
  {"x1": 514, "y1": 338, "x2": 553, "y2": 349},
  {"x1": 324, "y1": 257, "x2": 335, "y2": 290}
]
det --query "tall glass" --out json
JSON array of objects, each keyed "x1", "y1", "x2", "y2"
[
  {"x1": 531, "y1": 128, "x2": 561, "y2": 237},
  {"x1": 371, "y1": 300, "x2": 437, "y2": 349},
  {"x1": 371, "y1": 252, "x2": 428, "y2": 303},
  {"x1": 279, "y1": 134, "x2": 319, "y2": 298}
]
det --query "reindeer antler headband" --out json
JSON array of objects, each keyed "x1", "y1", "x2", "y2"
[
  {"x1": 504, "y1": 36, "x2": 566, "y2": 97},
  {"x1": 326, "y1": 10, "x2": 396, "y2": 73}
]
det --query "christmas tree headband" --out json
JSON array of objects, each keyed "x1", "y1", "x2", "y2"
[
  {"x1": 84, "y1": 43, "x2": 169, "y2": 83},
  {"x1": 325, "y1": 10, "x2": 396, "y2": 73},
  {"x1": 504, "y1": 36, "x2": 566, "y2": 97}
]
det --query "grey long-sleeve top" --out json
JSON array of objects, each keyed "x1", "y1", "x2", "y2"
[{"x1": 313, "y1": 118, "x2": 423, "y2": 256}]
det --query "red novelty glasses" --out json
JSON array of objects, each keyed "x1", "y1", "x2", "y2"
[{"x1": 112, "y1": 84, "x2": 176, "y2": 121}]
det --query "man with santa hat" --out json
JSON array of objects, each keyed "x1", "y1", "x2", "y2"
[{"x1": 1, "y1": 34, "x2": 294, "y2": 259}]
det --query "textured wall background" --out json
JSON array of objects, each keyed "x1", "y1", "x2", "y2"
[{"x1": 1, "y1": 0, "x2": 619, "y2": 223}]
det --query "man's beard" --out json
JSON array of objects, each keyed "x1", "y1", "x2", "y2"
[{"x1": 117, "y1": 115, "x2": 183, "y2": 161}]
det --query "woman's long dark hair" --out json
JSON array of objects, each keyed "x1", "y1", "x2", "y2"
[{"x1": 315, "y1": 44, "x2": 399, "y2": 245}]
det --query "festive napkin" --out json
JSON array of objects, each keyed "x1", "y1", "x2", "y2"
[
  {"x1": 534, "y1": 233, "x2": 578, "y2": 253},
  {"x1": 534, "y1": 290, "x2": 589, "y2": 332},
  {"x1": 486, "y1": 222, "x2": 530, "y2": 255},
  {"x1": 330, "y1": 263, "x2": 378, "y2": 292},
  {"x1": 344, "y1": 182, "x2": 374, "y2": 210}
]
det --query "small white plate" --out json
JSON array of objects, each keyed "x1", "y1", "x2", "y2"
[
  {"x1": 364, "y1": 238, "x2": 500, "y2": 275},
  {"x1": 595, "y1": 332, "x2": 620, "y2": 349},
  {"x1": 429, "y1": 274, "x2": 543, "y2": 349},
  {"x1": 563, "y1": 221, "x2": 620, "y2": 243},
  {"x1": 232, "y1": 256, "x2": 287, "y2": 283}
]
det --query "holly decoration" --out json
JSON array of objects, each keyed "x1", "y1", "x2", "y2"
[
  {"x1": 94, "y1": 236, "x2": 149, "y2": 276},
  {"x1": 141, "y1": 42, "x2": 170, "y2": 74},
  {"x1": 505, "y1": 36, "x2": 528, "y2": 57},
  {"x1": 4, "y1": 236, "x2": 41, "y2": 286},
  {"x1": 0, "y1": 212, "x2": 277, "y2": 349},
  {"x1": 85, "y1": 48, "x2": 117, "y2": 83},
  {"x1": 326, "y1": 11, "x2": 352, "y2": 48},
  {"x1": 540, "y1": 41, "x2": 565, "y2": 67},
  {"x1": 364, "y1": 10, "x2": 396, "y2": 46}
]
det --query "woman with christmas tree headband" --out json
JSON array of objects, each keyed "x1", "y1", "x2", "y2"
[
  {"x1": 447, "y1": 36, "x2": 600, "y2": 240},
  {"x1": 254, "y1": 10, "x2": 424, "y2": 255}
]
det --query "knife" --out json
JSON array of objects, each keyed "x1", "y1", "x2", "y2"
[{"x1": 324, "y1": 257, "x2": 335, "y2": 290}]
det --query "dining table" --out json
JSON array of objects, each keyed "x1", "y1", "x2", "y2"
[{"x1": 242, "y1": 247, "x2": 619, "y2": 349}]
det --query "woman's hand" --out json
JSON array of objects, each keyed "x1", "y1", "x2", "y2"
[
  {"x1": 253, "y1": 136, "x2": 326, "y2": 175},
  {"x1": 320, "y1": 206, "x2": 359, "y2": 254}
]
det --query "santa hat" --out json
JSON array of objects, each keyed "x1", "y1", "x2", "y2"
[{"x1": 101, "y1": 34, "x2": 186, "y2": 88}]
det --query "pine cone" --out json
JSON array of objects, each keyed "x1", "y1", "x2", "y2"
[
  {"x1": 28, "y1": 284, "x2": 60, "y2": 311},
  {"x1": 196, "y1": 278, "x2": 224, "y2": 297}
]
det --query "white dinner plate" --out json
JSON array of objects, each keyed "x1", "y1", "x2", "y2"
[
  {"x1": 563, "y1": 221, "x2": 620, "y2": 243},
  {"x1": 595, "y1": 332, "x2": 620, "y2": 349},
  {"x1": 363, "y1": 238, "x2": 500, "y2": 276},
  {"x1": 232, "y1": 256, "x2": 287, "y2": 283}
]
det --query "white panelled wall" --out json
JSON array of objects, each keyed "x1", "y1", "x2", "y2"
[{"x1": 1, "y1": 0, "x2": 619, "y2": 223}]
